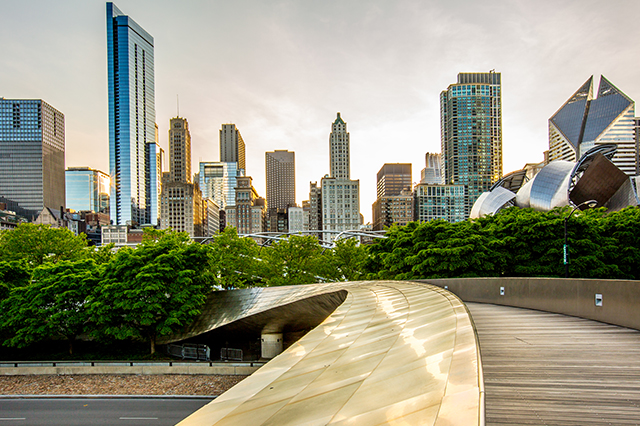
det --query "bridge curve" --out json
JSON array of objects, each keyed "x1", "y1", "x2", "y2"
[
  {"x1": 171, "y1": 277, "x2": 640, "y2": 425},
  {"x1": 173, "y1": 281, "x2": 483, "y2": 425},
  {"x1": 468, "y1": 302, "x2": 640, "y2": 425}
]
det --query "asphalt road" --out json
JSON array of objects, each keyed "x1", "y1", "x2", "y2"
[{"x1": 0, "y1": 398, "x2": 213, "y2": 426}]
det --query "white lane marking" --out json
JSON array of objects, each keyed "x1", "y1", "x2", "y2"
[
  {"x1": 0, "y1": 419, "x2": 26, "y2": 421},
  {"x1": 119, "y1": 418, "x2": 159, "y2": 420}
]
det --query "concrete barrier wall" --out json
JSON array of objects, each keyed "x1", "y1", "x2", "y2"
[
  {"x1": 419, "y1": 277, "x2": 640, "y2": 331},
  {"x1": 0, "y1": 363, "x2": 261, "y2": 376}
]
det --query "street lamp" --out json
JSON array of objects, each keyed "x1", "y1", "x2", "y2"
[{"x1": 564, "y1": 199, "x2": 598, "y2": 278}]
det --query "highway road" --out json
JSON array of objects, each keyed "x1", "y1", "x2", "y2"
[{"x1": 0, "y1": 398, "x2": 212, "y2": 425}]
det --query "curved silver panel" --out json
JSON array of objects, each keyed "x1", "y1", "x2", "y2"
[
  {"x1": 605, "y1": 177, "x2": 639, "y2": 211},
  {"x1": 515, "y1": 178, "x2": 533, "y2": 208},
  {"x1": 470, "y1": 192, "x2": 489, "y2": 219},
  {"x1": 470, "y1": 187, "x2": 516, "y2": 218},
  {"x1": 529, "y1": 161, "x2": 574, "y2": 211}
]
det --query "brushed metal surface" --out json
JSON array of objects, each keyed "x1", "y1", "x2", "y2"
[{"x1": 175, "y1": 281, "x2": 483, "y2": 425}]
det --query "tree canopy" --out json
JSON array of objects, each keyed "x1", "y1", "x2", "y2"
[
  {"x1": 0, "y1": 258, "x2": 101, "y2": 354},
  {"x1": 365, "y1": 206, "x2": 640, "y2": 281},
  {"x1": 90, "y1": 229, "x2": 211, "y2": 354},
  {"x1": 0, "y1": 223, "x2": 89, "y2": 266}
]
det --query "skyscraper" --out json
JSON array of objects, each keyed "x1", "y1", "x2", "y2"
[
  {"x1": 549, "y1": 75, "x2": 636, "y2": 175},
  {"x1": 225, "y1": 176, "x2": 265, "y2": 237},
  {"x1": 107, "y1": 2, "x2": 156, "y2": 226},
  {"x1": 441, "y1": 72, "x2": 503, "y2": 218},
  {"x1": 266, "y1": 150, "x2": 295, "y2": 231},
  {"x1": 414, "y1": 153, "x2": 465, "y2": 224},
  {"x1": 145, "y1": 141, "x2": 163, "y2": 226},
  {"x1": 198, "y1": 162, "x2": 238, "y2": 210},
  {"x1": 0, "y1": 99, "x2": 65, "y2": 219},
  {"x1": 330, "y1": 113, "x2": 350, "y2": 179},
  {"x1": 66, "y1": 167, "x2": 110, "y2": 214},
  {"x1": 322, "y1": 113, "x2": 361, "y2": 238},
  {"x1": 160, "y1": 117, "x2": 203, "y2": 237},
  {"x1": 421, "y1": 153, "x2": 443, "y2": 184},
  {"x1": 168, "y1": 117, "x2": 191, "y2": 183},
  {"x1": 372, "y1": 163, "x2": 412, "y2": 231},
  {"x1": 306, "y1": 181, "x2": 322, "y2": 239},
  {"x1": 220, "y1": 124, "x2": 246, "y2": 174},
  {"x1": 376, "y1": 163, "x2": 412, "y2": 198}
]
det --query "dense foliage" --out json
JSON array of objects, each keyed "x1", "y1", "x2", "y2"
[
  {"x1": 365, "y1": 206, "x2": 640, "y2": 280},
  {"x1": 0, "y1": 225, "x2": 369, "y2": 355},
  {"x1": 1, "y1": 206, "x2": 638, "y2": 357}
]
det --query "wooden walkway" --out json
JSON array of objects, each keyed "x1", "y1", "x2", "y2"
[{"x1": 467, "y1": 303, "x2": 640, "y2": 426}]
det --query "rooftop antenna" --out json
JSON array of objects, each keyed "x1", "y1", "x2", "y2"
[{"x1": 176, "y1": 94, "x2": 179, "y2": 117}]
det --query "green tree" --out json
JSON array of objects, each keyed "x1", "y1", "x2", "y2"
[
  {"x1": 0, "y1": 259, "x2": 101, "y2": 354},
  {"x1": 90, "y1": 230, "x2": 210, "y2": 354},
  {"x1": 207, "y1": 227, "x2": 263, "y2": 289},
  {"x1": 261, "y1": 235, "x2": 328, "y2": 286},
  {"x1": 0, "y1": 223, "x2": 89, "y2": 266},
  {"x1": 330, "y1": 238, "x2": 369, "y2": 281},
  {"x1": 406, "y1": 219, "x2": 499, "y2": 279},
  {"x1": 363, "y1": 206, "x2": 633, "y2": 280},
  {"x1": 365, "y1": 222, "x2": 420, "y2": 280},
  {"x1": 89, "y1": 243, "x2": 116, "y2": 265},
  {"x1": 601, "y1": 207, "x2": 640, "y2": 279},
  {"x1": 0, "y1": 260, "x2": 31, "y2": 300},
  {"x1": 483, "y1": 207, "x2": 564, "y2": 277}
]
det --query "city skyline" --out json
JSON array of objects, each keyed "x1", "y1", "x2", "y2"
[{"x1": 2, "y1": 1, "x2": 640, "y2": 222}]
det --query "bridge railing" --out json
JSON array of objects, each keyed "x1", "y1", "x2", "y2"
[{"x1": 421, "y1": 277, "x2": 640, "y2": 331}]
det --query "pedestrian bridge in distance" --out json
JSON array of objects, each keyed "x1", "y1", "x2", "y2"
[{"x1": 167, "y1": 278, "x2": 640, "y2": 425}]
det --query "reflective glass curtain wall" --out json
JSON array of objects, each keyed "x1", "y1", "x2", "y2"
[
  {"x1": 0, "y1": 99, "x2": 65, "y2": 218},
  {"x1": 107, "y1": 2, "x2": 155, "y2": 225},
  {"x1": 145, "y1": 142, "x2": 162, "y2": 225},
  {"x1": 199, "y1": 162, "x2": 238, "y2": 210},
  {"x1": 549, "y1": 76, "x2": 636, "y2": 176},
  {"x1": 440, "y1": 72, "x2": 503, "y2": 218},
  {"x1": 65, "y1": 168, "x2": 110, "y2": 214}
]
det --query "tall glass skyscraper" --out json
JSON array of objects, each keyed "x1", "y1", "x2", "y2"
[
  {"x1": 441, "y1": 72, "x2": 503, "y2": 218},
  {"x1": 549, "y1": 75, "x2": 636, "y2": 176},
  {"x1": 0, "y1": 99, "x2": 65, "y2": 219},
  {"x1": 65, "y1": 167, "x2": 110, "y2": 214},
  {"x1": 107, "y1": 2, "x2": 155, "y2": 226},
  {"x1": 145, "y1": 141, "x2": 163, "y2": 226}
]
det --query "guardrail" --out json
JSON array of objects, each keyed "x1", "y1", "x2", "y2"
[
  {"x1": 0, "y1": 360, "x2": 264, "y2": 376},
  {"x1": 421, "y1": 277, "x2": 640, "y2": 331}
]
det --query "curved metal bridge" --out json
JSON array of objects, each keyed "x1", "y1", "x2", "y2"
[{"x1": 167, "y1": 278, "x2": 640, "y2": 425}]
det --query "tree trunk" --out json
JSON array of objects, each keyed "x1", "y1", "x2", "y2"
[
  {"x1": 68, "y1": 339, "x2": 74, "y2": 355},
  {"x1": 150, "y1": 336, "x2": 156, "y2": 355}
]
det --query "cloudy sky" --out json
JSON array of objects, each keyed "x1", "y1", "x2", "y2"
[{"x1": 2, "y1": 0, "x2": 639, "y2": 222}]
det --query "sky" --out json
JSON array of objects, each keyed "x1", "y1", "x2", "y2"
[{"x1": 2, "y1": 0, "x2": 640, "y2": 223}]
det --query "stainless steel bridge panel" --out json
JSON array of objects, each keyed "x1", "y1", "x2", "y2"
[{"x1": 174, "y1": 281, "x2": 484, "y2": 426}]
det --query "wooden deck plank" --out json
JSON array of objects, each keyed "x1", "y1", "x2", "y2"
[{"x1": 467, "y1": 302, "x2": 640, "y2": 426}]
